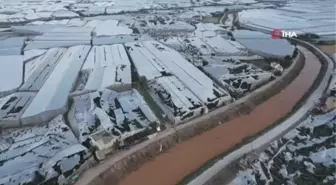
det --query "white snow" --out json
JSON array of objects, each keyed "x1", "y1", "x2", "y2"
[
  {"x1": 86, "y1": 19, "x2": 133, "y2": 36},
  {"x1": 80, "y1": 44, "x2": 131, "y2": 91},
  {"x1": 0, "y1": 55, "x2": 23, "y2": 97},
  {"x1": 126, "y1": 41, "x2": 231, "y2": 107},
  {"x1": 21, "y1": 45, "x2": 91, "y2": 126},
  {"x1": 149, "y1": 76, "x2": 208, "y2": 124},
  {"x1": 21, "y1": 48, "x2": 67, "y2": 91}
]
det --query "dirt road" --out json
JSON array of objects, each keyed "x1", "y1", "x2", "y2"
[{"x1": 118, "y1": 46, "x2": 321, "y2": 185}]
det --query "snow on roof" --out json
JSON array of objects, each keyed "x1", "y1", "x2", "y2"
[
  {"x1": 149, "y1": 76, "x2": 207, "y2": 123},
  {"x1": 193, "y1": 23, "x2": 228, "y2": 38},
  {"x1": 81, "y1": 44, "x2": 131, "y2": 91},
  {"x1": 124, "y1": 42, "x2": 166, "y2": 80},
  {"x1": 67, "y1": 18, "x2": 88, "y2": 27},
  {"x1": 23, "y1": 49, "x2": 47, "y2": 62},
  {"x1": 202, "y1": 61, "x2": 273, "y2": 97},
  {"x1": 93, "y1": 34, "x2": 152, "y2": 45},
  {"x1": 202, "y1": 36, "x2": 247, "y2": 55},
  {"x1": 183, "y1": 36, "x2": 247, "y2": 56},
  {"x1": 126, "y1": 40, "x2": 231, "y2": 106},
  {"x1": 69, "y1": 88, "x2": 158, "y2": 143},
  {"x1": 0, "y1": 55, "x2": 23, "y2": 98},
  {"x1": 185, "y1": 37, "x2": 215, "y2": 55},
  {"x1": 39, "y1": 144, "x2": 87, "y2": 179},
  {"x1": 0, "y1": 115, "x2": 87, "y2": 185},
  {"x1": 0, "y1": 37, "x2": 25, "y2": 56},
  {"x1": 51, "y1": 10, "x2": 79, "y2": 19},
  {"x1": 135, "y1": 15, "x2": 195, "y2": 33},
  {"x1": 88, "y1": 19, "x2": 133, "y2": 36},
  {"x1": 49, "y1": 26, "x2": 94, "y2": 35},
  {"x1": 159, "y1": 37, "x2": 187, "y2": 52},
  {"x1": 45, "y1": 19, "x2": 70, "y2": 25},
  {"x1": 83, "y1": 44, "x2": 128, "y2": 68},
  {"x1": 229, "y1": 169, "x2": 256, "y2": 185},
  {"x1": 25, "y1": 40, "x2": 91, "y2": 50},
  {"x1": 0, "y1": 92, "x2": 36, "y2": 128},
  {"x1": 24, "y1": 27, "x2": 93, "y2": 50},
  {"x1": 309, "y1": 148, "x2": 336, "y2": 167},
  {"x1": 83, "y1": 6, "x2": 107, "y2": 16},
  {"x1": 21, "y1": 45, "x2": 91, "y2": 126},
  {"x1": 118, "y1": 89, "x2": 158, "y2": 124},
  {"x1": 21, "y1": 48, "x2": 67, "y2": 91},
  {"x1": 0, "y1": 37, "x2": 24, "y2": 49},
  {"x1": 11, "y1": 24, "x2": 58, "y2": 35}
]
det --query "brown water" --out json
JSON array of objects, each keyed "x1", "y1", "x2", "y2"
[{"x1": 118, "y1": 46, "x2": 321, "y2": 185}]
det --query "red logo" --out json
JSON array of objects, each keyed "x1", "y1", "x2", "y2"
[{"x1": 271, "y1": 29, "x2": 282, "y2": 39}]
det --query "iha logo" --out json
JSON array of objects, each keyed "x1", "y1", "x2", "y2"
[{"x1": 271, "y1": 29, "x2": 297, "y2": 39}]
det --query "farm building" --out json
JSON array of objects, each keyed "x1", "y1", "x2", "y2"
[
  {"x1": 202, "y1": 59, "x2": 273, "y2": 97},
  {"x1": 125, "y1": 40, "x2": 232, "y2": 109},
  {"x1": 0, "y1": 55, "x2": 24, "y2": 98},
  {"x1": 161, "y1": 36, "x2": 247, "y2": 57},
  {"x1": 77, "y1": 44, "x2": 132, "y2": 92},
  {"x1": 92, "y1": 34, "x2": 151, "y2": 45},
  {"x1": 21, "y1": 45, "x2": 91, "y2": 126},
  {"x1": 21, "y1": 48, "x2": 67, "y2": 91},
  {"x1": 149, "y1": 76, "x2": 208, "y2": 124},
  {"x1": 24, "y1": 27, "x2": 93, "y2": 50},
  {"x1": 87, "y1": 19, "x2": 133, "y2": 36}
]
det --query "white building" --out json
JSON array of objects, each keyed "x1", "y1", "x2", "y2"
[
  {"x1": 149, "y1": 76, "x2": 208, "y2": 124},
  {"x1": 81, "y1": 44, "x2": 132, "y2": 92},
  {"x1": 125, "y1": 41, "x2": 232, "y2": 109},
  {"x1": 0, "y1": 55, "x2": 23, "y2": 98},
  {"x1": 21, "y1": 45, "x2": 91, "y2": 126}
]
